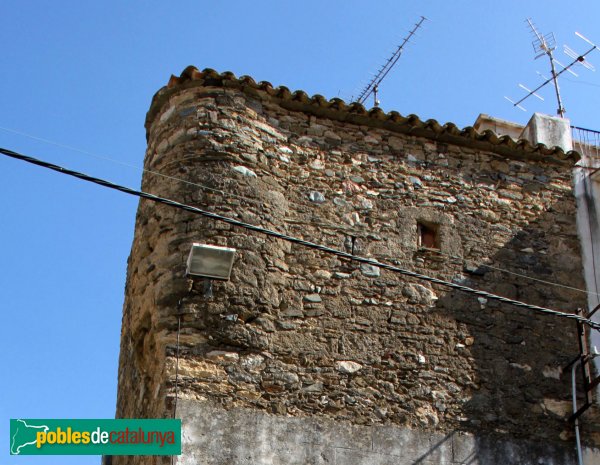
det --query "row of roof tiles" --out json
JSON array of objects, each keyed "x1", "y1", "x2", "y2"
[{"x1": 152, "y1": 66, "x2": 578, "y2": 163}]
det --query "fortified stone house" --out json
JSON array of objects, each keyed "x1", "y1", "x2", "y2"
[{"x1": 113, "y1": 66, "x2": 600, "y2": 465}]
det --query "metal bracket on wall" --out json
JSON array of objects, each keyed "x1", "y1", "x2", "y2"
[{"x1": 567, "y1": 305, "x2": 600, "y2": 422}]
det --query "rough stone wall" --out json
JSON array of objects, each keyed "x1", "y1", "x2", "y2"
[{"x1": 115, "y1": 79, "x2": 597, "y2": 464}]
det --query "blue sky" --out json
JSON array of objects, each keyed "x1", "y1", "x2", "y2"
[{"x1": 2, "y1": 1, "x2": 600, "y2": 463}]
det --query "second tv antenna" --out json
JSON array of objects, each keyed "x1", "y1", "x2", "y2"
[
  {"x1": 356, "y1": 16, "x2": 427, "y2": 108},
  {"x1": 506, "y1": 18, "x2": 597, "y2": 118}
]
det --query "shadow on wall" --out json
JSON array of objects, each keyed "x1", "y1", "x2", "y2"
[
  {"x1": 120, "y1": 139, "x2": 592, "y2": 464},
  {"x1": 429, "y1": 190, "x2": 587, "y2": 449},
  {"x1": 170, "y1": 172, "x2": 590, "y2": 462}
]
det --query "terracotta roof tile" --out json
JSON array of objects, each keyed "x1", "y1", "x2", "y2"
[{"x1": 150, "y1": 66, "x2": 579, "y2": 164}]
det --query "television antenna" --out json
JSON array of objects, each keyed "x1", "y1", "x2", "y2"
[
  {"x1": 505, "y1": 18, "x2": 597, "y2": 118},
  {"x1": 356, "y1": 16, "x2": 427, "y2": 108}
]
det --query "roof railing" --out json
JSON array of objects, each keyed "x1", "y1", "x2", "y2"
[{"x1": 572, "y1": 125, "x2": 600, "y2": 157}]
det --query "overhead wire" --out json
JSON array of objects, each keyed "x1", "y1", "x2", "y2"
[
  {"x1": 0, "y1": 123, "x2": 566, "y2": 196},
  {"x1": 0, "y1": 123, "x2": 572, "y2": 206},
  {"x1": 0, "y1": 125, "x2": 251, "y2": 202},
  {"x1": 421, "y1": 247, "x2": 600, "y2": 298},
  {"x1": 2, "y1": 124, "x2": 595, "y2": 298},
  {"x1": 285, "y1": 219, "x2": 600, "y2": 298},
  {"x1": 564, "y1": 77, "x2": 600, "y2": 88},
  {"x1": 1, "y1": 146, "x2": 599, "y2": 331}
]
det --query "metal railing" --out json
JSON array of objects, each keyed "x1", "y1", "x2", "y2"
[{"x1": 572, "y1": 125, "x2": 600, "y2": 158}]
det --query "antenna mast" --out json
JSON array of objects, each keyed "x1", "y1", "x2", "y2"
[
  {"x1": 528, "y1": 18, "x2": 566, "y2": 117},
  {"x1": 356, "y1": 16, "x2": 427, "y2": 108},
  {"x1": 505, "y1": 18, "x2": 598, "y2": 118}
]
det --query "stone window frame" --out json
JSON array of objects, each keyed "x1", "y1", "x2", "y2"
[{"x1": 397, "y1": 208, "x2": 462, "y2": 257}]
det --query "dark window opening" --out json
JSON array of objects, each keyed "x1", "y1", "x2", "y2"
[{"x1": 417, "y1": 221, "x2": 439, "y2": 249}]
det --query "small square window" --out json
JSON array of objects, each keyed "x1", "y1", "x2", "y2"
[{"x1": 417, "y1": 221, "x2": 439, "y2": 249}]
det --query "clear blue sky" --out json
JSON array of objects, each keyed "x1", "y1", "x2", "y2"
[{"x1": 2, "y1": 1, "x2": 599, "y2": 463}]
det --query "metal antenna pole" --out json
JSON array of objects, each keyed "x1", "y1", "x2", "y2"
[
  {"x1": 549, "y1": 55, "x2": 565, "y2": 117},
  {"x1": 356, "y1": 16, "x2": 427, "y2": 107},
  {"x1": 526, "y1": 18, "x2": 565, "y2": 117},
  {"x1": 505, "y1": 18, "x2": 598, "y2": 117},
  {"x1": 528, "y1": 17, "x2": 565, "y2": 117}
]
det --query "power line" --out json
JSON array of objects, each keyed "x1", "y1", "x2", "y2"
[
  {"x1": 0, "y1": 125, "x2": 251, "y2": 203},
  {"x1": 564, "y1": 77, "x2": 600, "y2": 88},
  {"x1": 0, "y1": 123, "x2": 570, "y2": 219},
  {"x1": 284, "y1": 217, "x2": 599, "y2": 298},
  {"x1": 1, "y1": 146, "x2": 598, "y2": 331},
  {"x1": 422, "y1": 247, "x2": 600, "y2": 298},
  {"x1": 0, "y1": 126, "x2": 590, "y2": 303}
]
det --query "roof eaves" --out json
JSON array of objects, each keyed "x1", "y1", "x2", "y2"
[{"x1": 149, "y1": 66, "x2": 579, "y2": 165}]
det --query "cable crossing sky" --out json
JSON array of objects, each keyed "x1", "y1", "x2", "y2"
[{"x1": 1, "y1": 146, "x2": 598, "y2": 331}]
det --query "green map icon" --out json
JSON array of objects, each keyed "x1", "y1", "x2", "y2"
[{"x1": 10, "y1": 419, "x2": 49, "y2": 454}]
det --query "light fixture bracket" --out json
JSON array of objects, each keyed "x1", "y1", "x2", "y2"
[{"x1": 186, "y1": 243, "x2": 236, "y2": 281}]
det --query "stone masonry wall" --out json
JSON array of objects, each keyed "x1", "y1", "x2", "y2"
[{"x1": 114, "y1": 74, "x2": 597, "y2": 464}]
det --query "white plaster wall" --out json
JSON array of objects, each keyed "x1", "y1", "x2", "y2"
[
  {"x1": 175, "y1": 399, "x2": 597, "y2": 465},
  {"x1": 574, "y1": 161, "x2": 600, "y2": 377}
]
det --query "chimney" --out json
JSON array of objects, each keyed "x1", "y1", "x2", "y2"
[{"x1": 520, "y1": 113, "x2": 573, "y2": 151}]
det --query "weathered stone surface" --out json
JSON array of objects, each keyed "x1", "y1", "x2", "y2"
[
  {"x1": 360, "y1": 263, "x2": 381, "y2": 277},
  {"x1": 232, "y1": 165, "x2": 257, "y2": 177},
  {"x1": 334, "y1": 272, "x2": 351, "y2": 279},
  {"x1": 206, "y1": 350, "x2": 240, "y2": 363},
  {"x1": 409, "y1": 176, "x2": 423, "y2": 187},
  {"x1": 402, "y1": 283, "x2": 437, "y2": 305},
  {"x1": 303, "y1": 294, "x2": 322, "y2": 303},
  {"x1": 313, "y1": 269, "x2": 332, "y2": 279},
  {"x1": 115, "y1": 77, "x2": 595, "y2": 465},
  {"x1": 336, "y1": 361, "x2": 363, "y2": 374},
  {"x1": 309, "y1": 191, "x2": 325, "y2": 203}
]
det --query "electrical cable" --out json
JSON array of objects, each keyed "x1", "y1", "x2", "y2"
[
  {"x1": 421, "y1": 247, "x2": 600, "y2": 297},
  {"x1": 2, "y1": 122, "x2": 583, "y2": 293},
  {"x1": 0, "y1": 125, "x2": 251, "y2": 203},
  {"x1": 564, "y1": 77, "x2": 600, "y2": 88},
  {"x1": 285, "y1": 217, "x2": 600, "y2": 297},
  {"x1": 0, "y1": 122, "x2": 565, "y2": 216},
  {"x1": 2, "y1": 146, "x2": 599, "y2": 331},
  {"x1": 173, "y1": 304, "x2": 182, "y2": 420},
  {"x1": 171, "y1": 310, "x2": 181, "y2": 465}
]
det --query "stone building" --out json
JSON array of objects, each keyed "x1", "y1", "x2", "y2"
[{"x1": 113, "y1": 66, "x2": 600, "y2": 464}]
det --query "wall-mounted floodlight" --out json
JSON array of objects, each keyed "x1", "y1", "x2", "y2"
[{"x1": 186, "y1": 243, "x2": 236, "y2": 281}]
